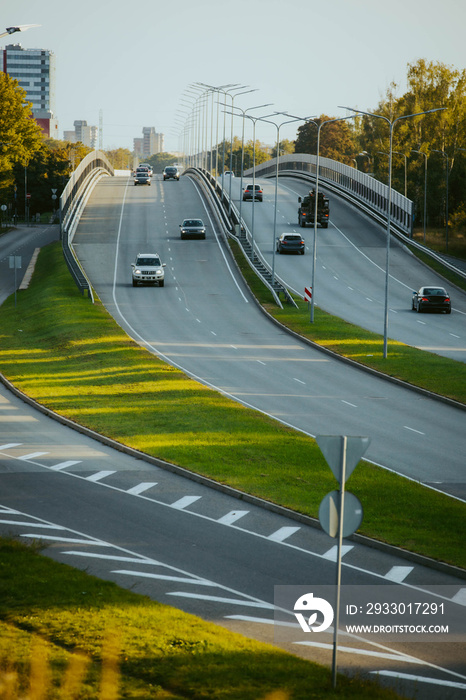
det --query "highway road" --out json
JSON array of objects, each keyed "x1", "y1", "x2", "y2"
[
  {"x1": 0, "y1": 381, "x2": 465, "y2": 700},
  {"x1": 72, "y1": 173, "x2": 466, "y2": 500},
  {"x1": 226, "y1": 173, "x2": 466, "y2": 363},
  {"x1": 0, "y1": 177, "x2": 465, "y2": 697}
]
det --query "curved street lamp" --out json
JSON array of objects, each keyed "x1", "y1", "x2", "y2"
[
  {"x1": 0, "y1": 25, "x2": 40, "y2": 40},
  {"x1": 339, "y1": 105, "x2": 446, "y2": 358}
]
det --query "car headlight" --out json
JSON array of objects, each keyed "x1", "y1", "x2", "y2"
[
  {"x1": 155, "y1": 268, "x2": 162, "y2": 274},
  {"x1": 135, "y1": 269, "x2": 141, "y2": 274}
]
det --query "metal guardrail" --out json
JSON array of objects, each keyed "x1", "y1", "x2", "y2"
[
  {"x1": 185, "y1": 167, "x2": 297, "y2": 308},
  {"x1": 60, "y1": 151, "x2": 114, "y2": 299},
  {"x1": 247, "y1": 153, "x2": 414, "y2": 237}
]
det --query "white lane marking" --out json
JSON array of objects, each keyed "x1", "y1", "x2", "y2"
[
  {"x1": 170, "y1": 495, "x2": 201, "y2": 510},
  {"x1": 417, "y1": 320, "x2": 426, "y2": 325},
  {"x1": 18, "y1": 452, "x2": 49, "y2": 461},
  {"x1": 257, "y1": 360, "x2": 266, "y2": 365},
  {"x1": 210, "y1": 330, "x2": 217, "y2": 336},
  {"x1": 21, "y1": 534, "x2": 112, "y2": 545},
  {"x1": 370, "y1": 671, "x2": 466, "y2": 690},
  {"x1": 452, "y1": 588, "x2": 466, "y2": 605},
  {"x1": 0, "y1": 520, "x2": 63, "y2": 529},
  {"x1": 342, "y1": 400, "x2": 357, "y2": 408},
  {"x1": 293, "y1": 378, "x2": 306, "y2": 385},
  {"x1": 50, "y1": 460, "x2": 82, "y2": 471},
  {"x1": 6, "y1": 503, "x2": 461, "y2": 680},
  {"x1": 167, "y1": 592, "x2": 274, "y2": 608},
  {"x1": 450, "y1": 333, "x2": 460, "y2": 338},
  {"x1": 268, "y1": 526, "x2": 300, "y2": 542},
  {"x1": 0, "y1": 443, "x2": 22, "y2": 449},
  {"x1": 404, "y1": 426, "x2": 425, "y2": 435},
  {"x1": 63, "y1": 551, "x2": 161, "y2": 564},
  {"x1": 86, "y1": 470, "x2": 116, "y2": 482},
  {"x1": 217, "y1": 510, "x2": 249, "y2": 525},
  {"x1": 112, "y1": 570, "x2": 215, "y2": 585},
  {"x1": 126, "y1": 482, "x2": 158, "y2": 496},
  {"x1": 322, "y1": 545, "x2": 353, "y2": 561},
  {"x1": 385, "y1": 566, "x2": 414, "y2": 582},
  {"x1": 296, "y1": 641, "x2": 421, "y2": 662}
]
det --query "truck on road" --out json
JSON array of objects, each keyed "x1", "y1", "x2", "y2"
[{"x1": 298, "y1": 189, "x2": 329, "y2": 228}]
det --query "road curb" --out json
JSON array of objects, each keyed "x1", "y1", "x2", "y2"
[{"x1": 1, "y1": 370, "x2": 465, "y2": 581}]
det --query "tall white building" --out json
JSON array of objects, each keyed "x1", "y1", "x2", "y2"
[
  {"x1": 142, "y1": 127, "x2": 164, "y2": 157},
  {"x1": 2, "y1": 43, "x2": 58, "y2": 139}
]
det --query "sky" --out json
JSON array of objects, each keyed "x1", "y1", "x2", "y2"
[{"x1": 3, "y1": 0, "x2": 466, "y2": 154}]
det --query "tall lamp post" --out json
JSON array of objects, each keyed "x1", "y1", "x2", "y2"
[
  {"x1": 310, "y1": 116, "x2": 357, "y2": 323},
  {"x1": 411, "y1": 149, "x2": 428, "y2": 243},
  {"x1": 256, "y1": 113, "x2": 315, "y2": 288},
  {"x1": 431, "y1": 149, "x2": 449, "y2": 252},
  {"x1": 226, "y1": 103, "x2": 273, "y2": 239},
  {"x1": 339, "y1": 106, "x2": 446, "y2": 358}
]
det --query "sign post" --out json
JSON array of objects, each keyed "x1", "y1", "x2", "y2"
[
  {"x1": 9, "y1": 255, "x2": 22, "y2": 307},
  {"x1": 316, "y1": 435, "x2": 369, "y2": 688}
]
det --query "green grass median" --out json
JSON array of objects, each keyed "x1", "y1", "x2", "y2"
[
  {"x1": 0, "y1": 537, "x2": 403, "y2": 699},
  {"x1": 0, "y1": 242, "x2": 464, "y2": 570}
]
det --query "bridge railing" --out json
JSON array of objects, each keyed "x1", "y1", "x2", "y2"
[
  {"x1": 60, "y1": 150, "x2": 114, "y2": 299},
  {"x1": 246, "y1": 153, "x2": 414, "y2": 237}
]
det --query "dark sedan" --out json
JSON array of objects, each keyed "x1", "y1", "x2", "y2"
[
  {"x1": 180, "y1": 219, "x2": 206, "y2": 239},
  {"x1": 412, "y1": 286, "x2": 451, "y2": 314},
  {"x1": 276, "y1": 233, "x2": 305, "y2": 255}
]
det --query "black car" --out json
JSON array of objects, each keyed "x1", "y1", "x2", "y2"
[
  {"x1": 163, "y1": 166, "x2": 180, "y2": 181},
  {"x1": 180, "y1": 218, "x2": 206, "y2": 239},
  {"x1": 242, "y1": 184, "x2": 263, "y2": 201},
  {"x1": 134, "y1": 172, "x2": 151, "y2": 186},
  {"x1": 412, "y1": 286, "x2": 451, "y2": 314},
  {"x1": 276, "y1": 233, "x2": 305, "y2": 255}
]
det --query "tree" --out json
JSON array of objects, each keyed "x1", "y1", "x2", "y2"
[
  {"x1": 271, "y1": 139, "x2": 295, "y2": 159},
  {"x1": 294, "y1": 116, "x2": 357, "y2": 166},
  {"x1": 105, "y1": 148, "x2": 133, "y2": 170},
  {"x1": 0, "y1": 73, "x2": 43, "y2": 207}
]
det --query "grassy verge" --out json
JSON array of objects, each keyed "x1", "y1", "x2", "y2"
[
  {"x1": 0, "y1": 242, "x2": 464, "y2": 571},
  {"x1": 229, "y1": 238, "x2": 466, "y2": 404},
  {"x1": 0, "y1": 538, "x2": 403, "y2": 699}
]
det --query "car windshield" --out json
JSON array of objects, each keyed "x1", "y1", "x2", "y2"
[
  {"x1": 184, "y1": 220, "x2": 203, "y2": 227},
  {"x1": 137, "y1": 257, "x2": 160, "y2": 266},
  {"x1": 423, "y1": 288, "x2": 446, "y2": 296}
]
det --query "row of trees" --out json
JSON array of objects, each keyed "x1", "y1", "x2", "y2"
[{"x1": 1, "y1": 59, "x2": 464, "y2": 233}]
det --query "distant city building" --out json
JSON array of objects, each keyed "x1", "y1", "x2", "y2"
[
  {"x1": 1, "y1": 43, "x2": 58, "y2": 139},
  {"x1": 63, "y1": 130, "x2": 77, "y2": 143},
  {"x1": 133, "y1": 138, "x2": 143, "y2": 156},
  {"x1": 141, "y1": 127, "x2": 164, "y2": 157},
  {"x1": 73, "y1": 120, "x2": 98, "y2": 148}
]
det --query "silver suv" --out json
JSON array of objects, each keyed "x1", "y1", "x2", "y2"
[{"x1": 131, "y1": 253, "x2": 166, "y2": 287}]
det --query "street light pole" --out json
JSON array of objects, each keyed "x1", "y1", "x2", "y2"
[
  {"x1": 411, "y1": 150, "x2": 428, "y2": 243},
  {"x1": 339, "y1": 106, "x2": 446, "y2": 358},
  {"x1": 310, "y1": 116, "x2": 356, "y2": 322},
  {"x1": 256, "y1": 113, "x2": 315, "y2": 288},
  {"x1": 431, "y1": 149, "x2": 449, "y2": 252}
]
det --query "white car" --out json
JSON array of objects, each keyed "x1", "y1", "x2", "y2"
[{"x1": 131, "y1": 253, "x2": 166, "y2": 287}]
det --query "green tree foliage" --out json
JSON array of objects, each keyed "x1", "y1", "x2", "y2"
[
  {"x1": 294, "y1": 115, "x2": 357, "y2": 166},
  {"x1": 146, "y1": 152, "x2": 180, "y2": 172},
  {"x1": 357, "y1": 60, "x2": 466, "y2": 232},
  {"x1": 271, "y1": 139, "x2": 295, "y2": 158},
  {"x1": 0, "y1": 73, "x2": 43, "y2": 208},
  {"x1": 105, "y1": 148, "x2": 133, "y2": 170}
]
